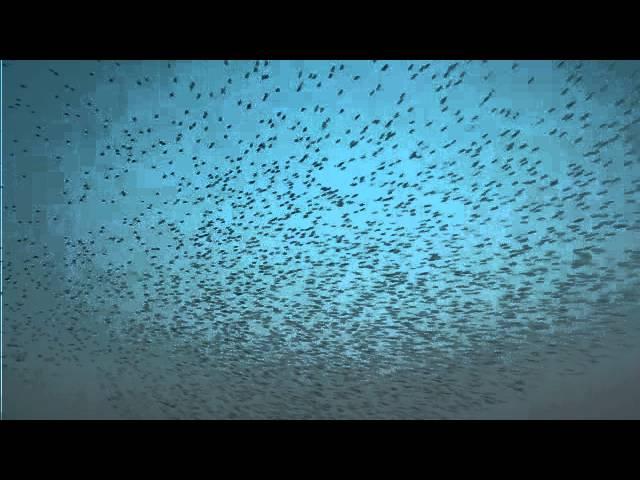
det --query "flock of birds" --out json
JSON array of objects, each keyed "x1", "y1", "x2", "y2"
[{"x1": 3, "y1": 59, "x2": 640, "y2": 418}]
